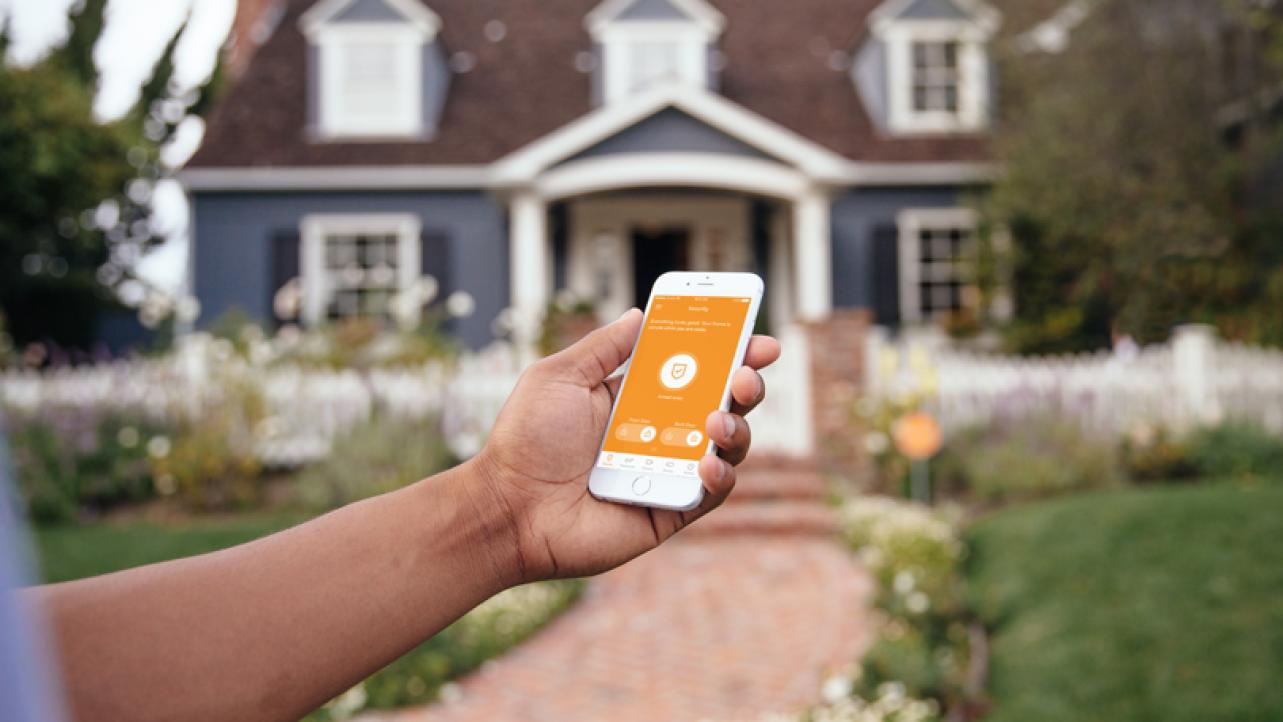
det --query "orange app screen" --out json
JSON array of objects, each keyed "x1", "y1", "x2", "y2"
[{"x1": 601, "y1": 295, "x2": 752, "y2": 465}]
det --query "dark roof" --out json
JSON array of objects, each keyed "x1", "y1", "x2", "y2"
[{"x1": 189, "y1": 0, "x2": 991, "y2": 169}]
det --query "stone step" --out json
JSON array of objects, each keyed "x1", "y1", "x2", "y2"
[
  {"x1": 736, "y1": 453, "x2": 820, "y2": 473},
  {"x1": 685, "y1": 500, "x2": 839, "y2": 539},
  {"x1": 728, "y1": 470, "x2": 830, "y2": 504}
]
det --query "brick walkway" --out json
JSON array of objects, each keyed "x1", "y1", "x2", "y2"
[{"x1": 372, "y1": 459, "x2": 874, "y2": 722}]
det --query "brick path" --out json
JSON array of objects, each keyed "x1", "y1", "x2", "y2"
[{"x1": 372, "y1": 459, "x2": 874, "y2": 722}]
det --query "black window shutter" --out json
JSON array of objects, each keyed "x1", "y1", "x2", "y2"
[
  {"x1": 420, "y1": 230, "x2": 451, "y2": 306},
  {"x1": 871, "y1": 223, "x2": 901, "y2": 327},
  {"x1": 270, "y1": 229, "x2": 301, "y2": 326}
]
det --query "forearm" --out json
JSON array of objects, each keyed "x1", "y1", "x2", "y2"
[{"x1": 32, "y1": 459, "x2": 521, "y2": 722}]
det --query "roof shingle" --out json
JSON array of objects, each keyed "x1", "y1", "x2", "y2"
[{"x1": 189, "y1": 0, "x2": 991, "y2": 169}]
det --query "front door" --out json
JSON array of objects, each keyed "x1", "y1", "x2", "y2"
[{"x1": 631, "y1": 225, "x2": 690, "y2": 308}]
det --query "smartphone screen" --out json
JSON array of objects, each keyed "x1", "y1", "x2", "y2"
[{"x1": 596, "y1": 294, "x2": 754, "y2": 479}]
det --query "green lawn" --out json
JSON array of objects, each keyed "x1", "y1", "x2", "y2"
[
  {"x1": 967, "y1": 483, "x2": 1283, "y2": 722},
  {"x1": 33, "y1": 513, "x2": 308, "y2": 583}
]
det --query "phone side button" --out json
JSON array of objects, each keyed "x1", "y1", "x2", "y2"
[{"x1": 631, "y1": 476, "x2": 652, "y2": 496}]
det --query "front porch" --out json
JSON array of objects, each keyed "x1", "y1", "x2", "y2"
[{"x1": 506, "y1": 176, "x2": 835, "y2": 345}]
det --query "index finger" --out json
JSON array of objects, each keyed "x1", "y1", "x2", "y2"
[{"x1": 743, "y1": 335, "x2": 781, "y2": 370}]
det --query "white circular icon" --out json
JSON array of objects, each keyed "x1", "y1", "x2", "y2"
[
  {"x1": 659, "y1": 354, "x2": 699, "y2": 390},
  {"x1": 639, "y1": 426, "x2": 657, "y2": 442},
  {"x1": 685, "y1": 430, "x2": 704, "y2": 447}
]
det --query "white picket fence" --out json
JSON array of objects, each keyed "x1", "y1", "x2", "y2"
[
  {"x1": 865, "y1": 325, "x2": 1283, "y2": 436},
  {"x1": 0, "y1": 326, "x2": 815, "y2": 466}
]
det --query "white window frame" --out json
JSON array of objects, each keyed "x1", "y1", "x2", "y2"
[
  {"x1": 300, "y1": 213, "x2": 422, "y2": 325},
  {"x1": 897, "y1": 208, "x2": 979, "y2": 324},
  {"x1": 883, "y1": 20, "x2": 991, "y2": 134},
  {"x1": 597, "y1": 22, "x2": 712, "y2": 104},
  {"x1": 311, "y1": 24, "x2": 426, "y2": 139}
]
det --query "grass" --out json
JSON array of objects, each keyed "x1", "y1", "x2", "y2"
[
  {"x1": 33, "y1": 513, "x2": 309, "y2": 584},
  {"x1": 967, "y1": 482, "x2": 1283, "y2": 722},
  {"x1": 32, "y1": 512, "x2": 582, "y2": 717}
]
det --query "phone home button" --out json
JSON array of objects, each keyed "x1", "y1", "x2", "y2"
[{"x1": 631, "y1": 476, "x2": 652, "y2": 496}]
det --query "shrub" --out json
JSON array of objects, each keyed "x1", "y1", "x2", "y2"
[
  {"x1": 1121, "y1": 425, "x2": 1199, "y2": 482},
  {"x1": 148, "y1": 379, "x2": 267, "y2": 511},
  {"x1": 6, "y1": 410, "x2": 169, "y2": 523},
  {"x1": 935, "y1": 418, "x2": 1122, "y2": 503},
  {"x1": 1186, "y1": 421, "x2": 1283, "y2": 482},
  {"x1": 294, "y1": 414, "x2": 458, "y2": 510},
  {"x1": 834, "y1": 497, "x2": 972, "y2": 719}
]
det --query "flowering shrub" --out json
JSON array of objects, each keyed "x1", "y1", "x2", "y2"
[
  {"x1": 6, "y1": 410, "x2": 171, "y2": 523},
  {"x1": 293, "y1": 413, "x2": 458, "y2": 510},
  {"x1": 840, "y1": 497, "x2": 964, "y2": 614},
  {"x1": 802, "y1": 496, "x2": 979, "y2": 721},
  {"x1": 932, "y1": 417, "x2": 1123, "y2": 503},
  {"x1": 765, "y1": 683, "x2": 942, "y2": 722},
  {"x1": 312, "y1": 580, "x2": 584, "y2": 719},
  {"x1": 854, "y1": 343, "x2": 940, "y2": 495}
]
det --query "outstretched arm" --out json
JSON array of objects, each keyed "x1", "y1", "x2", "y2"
[{"x1": 31, "y1": 310, "x2": 781, "y2": 722}]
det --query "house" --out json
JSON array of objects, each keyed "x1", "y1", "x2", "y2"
[{"x1": 180, "y1": 0, "x2": 1003, "y2": 350}]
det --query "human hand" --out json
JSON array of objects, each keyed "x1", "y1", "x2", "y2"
[{"x1": 471, "y1": 308, "x2": 780, "y2": 582}]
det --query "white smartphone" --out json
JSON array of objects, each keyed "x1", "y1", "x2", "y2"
[{"x1": 588, "y1": 271, "x2": 765, "y2": 511}]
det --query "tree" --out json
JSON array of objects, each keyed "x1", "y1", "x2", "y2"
[
  {"x1": 0, "y1": 60, "x2": 137, "y2": 350},
  {"x1": 0, "y1": 2, "x2": 222, "y2": 354},
  {"x1": 984, "y1": 0, "x2": 1283, "y2": 353}
]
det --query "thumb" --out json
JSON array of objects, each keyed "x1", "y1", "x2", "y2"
[{"x1": 549, "y1": 308, "x2": 643, "y2": 387}]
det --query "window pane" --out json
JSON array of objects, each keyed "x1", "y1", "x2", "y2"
[
  {"x1": 629, "y1": 41, "x2": 683, "y2": 92},
  {"x1": 341, "y1": 42, "x2": 405, "y2": 122},
  {"x1": 321, "y1": 230, "x2": 404, "y2": 321},
  {"x1": 910, "y1": 41, "x2": 961, "y2": 114}
]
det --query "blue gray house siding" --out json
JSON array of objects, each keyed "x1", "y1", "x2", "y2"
[
  {"x1": 561, "y1": 108, "x2": 775, "y2": 164},
  {"x1": 191, "y1": 191, "x2": 507, "y2": 349},
  {"x1": 831, "y1": 186, "x2": 972, "y2": 324}
]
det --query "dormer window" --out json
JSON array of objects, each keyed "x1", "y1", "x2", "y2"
[
  {"x1": 912, "y1": 40, "x2": 960, "y2": 114},
  {"x1": 862, "y1": 0, "x2": 1000, "y2": 135},
  {"x1": 586, "y1": 0, "x2": 725, "y2": 104},
  {"x1": 300, "y1": 0, "x2": 443, "y2": 139}
]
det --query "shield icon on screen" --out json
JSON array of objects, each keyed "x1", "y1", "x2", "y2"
[{"x1": 670, "y1": 363, "x2": 688, "y2": 380}]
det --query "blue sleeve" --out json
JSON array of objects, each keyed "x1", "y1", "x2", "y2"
[{"x1": 0, "y1": 420, "x2": 69, "y2": 722}]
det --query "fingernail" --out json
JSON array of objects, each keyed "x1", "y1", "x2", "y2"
[
  {"x1": 618, "y1": 307, "x2": 639, "y2": 321},
  {"x1": 722, "y1": 412, "x2": 736, "y2": 439}
]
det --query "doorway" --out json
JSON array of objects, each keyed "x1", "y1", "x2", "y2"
[{"x1": 631, "y1": 225, "x2": 690, "y2": 308}]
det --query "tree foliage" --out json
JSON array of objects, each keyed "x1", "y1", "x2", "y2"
[
  {"x1": 0, "y1": 3, "x2": 222, "y2": 355},
  {"x1": 985, "y1": 0, "x2": 1283, "y2": 353}
]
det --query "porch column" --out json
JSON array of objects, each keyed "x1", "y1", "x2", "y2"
[
  {"x1": 510, "y1": 190, "x2": 551, "y2": 351},
  {"x1": 793, "y1": 188, "x2": 833, "y2": 321}
]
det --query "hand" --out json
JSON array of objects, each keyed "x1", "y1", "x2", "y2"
[{"x1": 472, "y1": 308, "x2": 780, "y2": 582}]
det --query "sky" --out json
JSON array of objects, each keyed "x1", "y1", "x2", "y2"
[{"x1": 2, "y1": 0, "x2": 237, "y2": 295}]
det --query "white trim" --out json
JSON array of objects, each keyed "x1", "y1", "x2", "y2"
[
  {"x1": 300, "y1": 0, "x2": 441, "y2": 38},
  {"x1": 314, "y1": 24, "x2": 426, "y2": 139},
  {"x1": 585, "y1": 0, "x2": 725, "y2": 36},
  {"x1": 844, "y1": 161, "x2": 994, "y2": 185},
  {"x1": 299, "y1": 213, "x2": 421, "y2": 325},
  {"x1": 178, "y1": 161, "x2": 993, "y2": 192},
  {"x1": 598, "y1": 24, "x2": 710, "y2": 103},
  {"x1": 178, "y1": 166, "x2": 489, "y2": 191},
  {"x1": 883, "y1": 23, "x2": 991, "y2": 134},
  {"x1": 869, "y1": 0, "x2": 1000, "y2": 36},
  {"x1": 896, "y1": 207, "x2": 978, "y2": 324},
  {"x1": 491, "y1": 84, "x2": 851, "y2": 186},
  {"x1": 794, "y1": 189, "x2": 832, "y2": 321},
  {"x1": 534, "y1": 153, "x2": 813, "y2": 201},
  {"x1": 509, "y1": 192, "x2": 550, "y2": 353}
]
